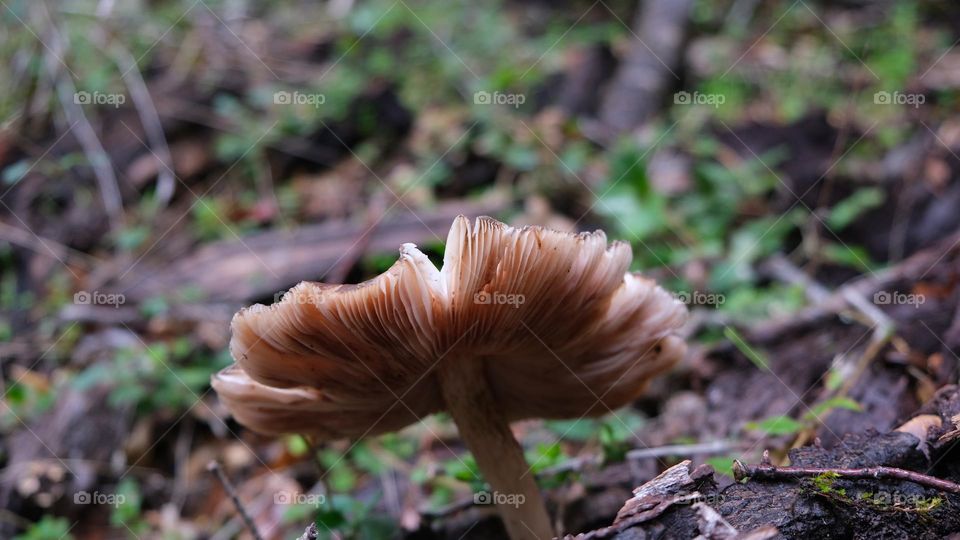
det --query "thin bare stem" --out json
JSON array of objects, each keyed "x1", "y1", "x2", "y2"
[
  {"x1": 733, "y1": 460, "x2": 960, "y2": 494},
  {"x1": 207, "y1": 461, "x2": 264, "y2": 540}
]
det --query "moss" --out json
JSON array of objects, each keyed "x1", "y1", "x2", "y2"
[{"x1": 806, "y1": 477, "x2": 945, "y2": 515}]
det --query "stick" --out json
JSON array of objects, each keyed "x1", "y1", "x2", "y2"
[
  {"x1": 111, "y1": 45, "x2": 176, "y2": 208},
  {"x1": 37, "y1": 3, "x2": 124, "y2": 228},
  {"x1": 627, "y1": 440, "x2": 741, "y2": 461},
  {"x1": 732, "y1": 460, "x2": 960, "y2": 494},
  {"x1": 207, "y1": 461, "x2": 264, "y2": 540},
  {"x1": 0, "y1": 220, "x2": 100, "y2": 268},
  {"x1": 538, "y1": 440, "x2": 743, "y2": 478},
  {"x1": 748, "y1": 229, "x2": 960, "y2": 343}
]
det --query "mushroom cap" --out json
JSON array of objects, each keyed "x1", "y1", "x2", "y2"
[{"x1": 213, "y1": 216, "x2": 687, "y2": 437}]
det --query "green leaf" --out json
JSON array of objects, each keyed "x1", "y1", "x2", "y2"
[
  {"x1": 544, "y1": 418, "x2": 597, "y2": 441},
  {"x1": 821, "y1": 242, "x2": 875, "y2": 273},
  {"x1": 110, "y1": 478, "x2": 142, "y2": 526},
  {"x1": 825, "y1": 368, "x2": 845, "y2": 391},
  {"x1": 327, "y1": 463, "x2": 357, "y2": 492},
  {"x1": 806, "y1": 397, "x2": 862, "y2": 421},
  {"x1": 316, "y1": 508, "x2": 347, "y2": 529},
  {"x1": 115, "y1": 225, "x2": 150, "y2": 251},
  {"x1": 600, "y1": 423, "x2": 630, "y2": 463},
  {"x1": 705, "y1": 456, "x2": 736, "y2": 478},
  {"x1": 826, "y1": 187, "x2": 885, "y2": 231},
  {"x1": 286, "y1": 435, "x2": 310, "y2": 457},
  {"x1": 13, "y1": 516, "x2": 74, "y2": 540},
  {"x1": 140, "y1": 296, "x2": 170, "y2": 318},
  {"x1": 723, "y1": 327, "x2": 769, "y2": 371},
  {"x1": 503, "y1": 145, "x2": 539, "y2": 171},
  {"x1": 526, "y1": 442, "x2": 563, "y2": 472},
  {"x1": 351, "y1": 443, "x2": 385, "y2": 475},
  {"x1": 745, "y1": 415, "x2": 804, "y2": 436}
]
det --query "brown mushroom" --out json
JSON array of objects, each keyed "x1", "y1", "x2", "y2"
[{"x1": 212, "y1": 216, "x2": 687, "y2": 539}]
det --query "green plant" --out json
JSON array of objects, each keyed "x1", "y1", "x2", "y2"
[
  {"x1": 13, "y1": 516, "x2": 73, "y2": 540},
  {"x1": 745, "y1": 397, "x2": 863, "y2": 438},
  {"x1": 314, "y1": 494, "x2": 398, "y2": 540},
  {"x1": 724, "y1": 327, "x2": 770, "y2": 371},
  {"x1": 72, "y1": 344, "x2": 232, "y2": 413},
  {"x1": 111, "y1": 478, "x2": 147, "y2": 536}
]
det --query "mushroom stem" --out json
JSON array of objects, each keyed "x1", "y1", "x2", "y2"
[{"x1": 438, "y1": 357, "x2": 554, "y2": 540}]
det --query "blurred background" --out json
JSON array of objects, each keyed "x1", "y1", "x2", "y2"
[{"x1": 1, "y1": 0, "x2": 960, "y2": 538}]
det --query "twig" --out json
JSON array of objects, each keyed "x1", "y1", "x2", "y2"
[
  {"x1": 732, "y1": 460, "x2": 960, "y2": 495},
  {"x1": 749, "y1": 229, "x2": 960, "y2": 343},
  {"x1": 171, "y1": 418, "x2": 195, "y2": 512},
  {"x1": 209, "y1": 492, "x2": 275, "y2": 540},
  {"x1": 37, "y1": 3, "x2": 124, "y2": 228},
  {"x1": 762, "y1": 254, "x2": 831, "y2": 303},
  {"x1": 419, "y1": 496, "x2": 478, "y2": 521},
  {"x1": 110, "y1": 44, "x2": 176, "y2": 208},
  {"x1": 0, "y1": 220, "x2": 100, "y2": 268},
  {"x1": 806, "y1": 108, "x2": 853, "y2": 277},
  {"x1": 207, "y1": 461, "x2": 264, "y2": 540},
  {"x1": 627, "y1": 440, "x2": 742, "y2": 461},
  {"x1": 89, "y1": 0, "x2": 174, "y2": 209},
  {"x1": 597, "y1": 0, "x2": 692, "y2": 136},
  {"x1": 942, "y1": 414, "x2": 960, "y2": 443},
  {"x1": 536, "y1": 440, "x2": 742, "y2": 478},
  {"x1": 762, "y1": 254, "x2": 893, "y2": 338}
]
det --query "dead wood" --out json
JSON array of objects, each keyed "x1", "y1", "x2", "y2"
[{"x1": 108, "y1": 199, "x2": 505, "y2": 304}]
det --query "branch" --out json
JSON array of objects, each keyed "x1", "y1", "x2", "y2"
[
  {"x1": 37, "y1": 3, "x2": 124, "y2": 227},
  {"x1": 732, "y1": 460, "x2": 960, "y2": 495},
  {"x1": 207, "y1": 461, "x2": 264, "y2": 540}
]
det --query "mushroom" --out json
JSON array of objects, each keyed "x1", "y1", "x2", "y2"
[{"x1": 213, "y1": 216, "x2": 687, "y2": 539}]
